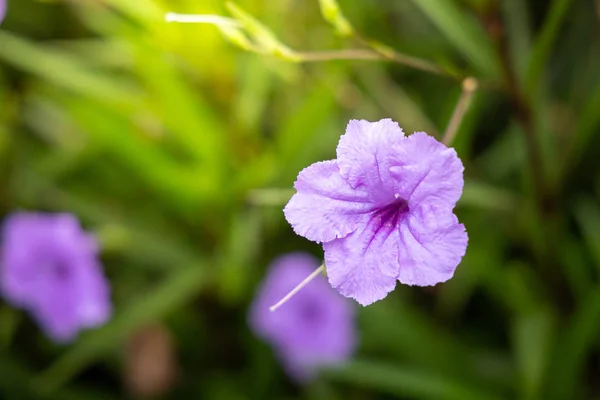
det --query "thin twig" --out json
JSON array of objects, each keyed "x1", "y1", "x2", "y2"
[
  {"x1": 370, "y1": 46, "x2": 451, "y2": 77},
  {"x1": 442, "y1": 77, "x2": 478, "y2": 146},
  {"x1": 296, "y1": 49, "x2": 382, "y2": 62},
  {"x1": 352, "y1": 33, "x2": 459, "y2": 79},
  {"x1": 296, "y1": 48, "x2": 449, "y2": 78}
]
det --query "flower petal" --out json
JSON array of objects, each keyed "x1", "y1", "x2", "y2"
[
  {"x1": 248, "y1": 253, "x2": 322, "y2": 343},
  {"x1": 323, "y1": 216, "x2": 400, "y2": 306},
  {"x1": 32, "y1": 280, "x2": 79, "y2": 342},
  {"x1": 0, "y1": 0, "x2": 6, "y2": 25},
  {"x1": 0, "y1": 212, "x2": 111, "y2": 342},
  {"x1": 336, "y1": 119, "x2": 405, "y2": 202},
  {"x1": 248, "y1": 252, "x2": 356, "y2": 382},
  {"x1": 74, "y1": 260, "x2": 112, "y2": 328},
  {"x1": 284, "y1": 160, "x2": 374, "y2": 243},
  {"x1": 397, "y1": 203, "x2": 468, "y2": 286},
  {"x1": 389, "y1": 132, "x2": 464, "y2": 208}
]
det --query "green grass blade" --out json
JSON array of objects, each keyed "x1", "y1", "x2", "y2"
[
  {"x1": 132, "y1": 41, "x2": 228, "y2": 179},
  {"x1": 512, "y1": 309, "x2": 555, "y2": 399},
  {"x1": 460, "y1": 180, "x2": 518, "y2": 212},
  {"x1": 275, "y1": 78, "x2": 339, "y2": 181},
  {"x1": 573, "y1": 196, "x2": 600, "y2": 272},
  {"x1": 325, "y1": 360, "x2": 505, "y2": 400},
  {"x1": 544, "y1": 287, "x2": 600, "y2": 400},
  {"x1": 0, "y1": 31, "x2": 140, "y2": 110},
  {"x1": 525, "y1": 0, "x2": 575, "y2": 94},
  {"x1": 569, "y1": 78, "x2": 600, "y2": 170},
  {"x1": 407, "y1": 0, "x2": 501, "y2": 78},
  {"x1": 501, "y1": 0, "x2": 532, "y2": 84}
]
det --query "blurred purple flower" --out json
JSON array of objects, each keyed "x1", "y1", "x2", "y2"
[
  {"x1": 0, "y1": 0, "x2": 5, "y2": 24},
  {"x1": 284, "y1": 119, "x2": 467, "y2": 306},
  {"x1": 249, "y1": 253, "x2": 356, "y2": 382},
  {"x1": 1, "y1": 212, "x2": 111, "y2": 342}
]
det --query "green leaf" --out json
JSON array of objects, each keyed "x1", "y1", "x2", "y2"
[
  {"x1": 325, "y1": 360, "x2": 505, "y2": 400},
  {"x1": 103, "y1": 0, "x2": 164, "y2": 26},
  {"x1": 131, "y1": 41, "x2": 228, "y2": 181},
  {"x1": 275, "y1": 79, "x2": 339, "y2": 182},
  {"x1": 0, "y1": 356, "x2": 113, "y2": 400},
  {"x1": 569, "y1": 78, "x2": 600, "y2": 171},
  {"x1": 0, "y1": 306, "x2": 21, "y2": 350},
  {"x1": 360, "y1": 297, "x2": 513, "y2": 390},
  {"x1": 559, "y1": 235, "x2": 593, "y2": 302},
  {"x1": 58, "y1": 93, "x2": 209, "y2": 211},
  {"x1": 573, "y1": 196, "x2": 600, "y2": 272},
  {"x1": 525, "y1": 0, "x2": 575, "y2": 94},
  {"x1": 501, "y1": 0, "x2": 532, "y2": 84},
  {"x1": 407, "y1": 0, "x2": 501, "y2": 78},
  {"x1": 233, "y1": 54, "x2": 275, "y2": 134},
  {"x1": 217, "y1": 210, "x2": 263, "y2": 303},
  {"x1": 226, "y1": 2, "x2": 299, "y2": 60},
  {"x1": 460, "y1": 180, "x2": 518, "y2": 212},
  {"x1": 318, "y1": 0, "x2": 354, "y2": 37},
  {"x1": 0, "y1": 31, "x2": 140, "y2": 110},
  {"x1": 512, "y1": 309, "x2": 555, "y2": 399},
  {"x1": 217, "y1": 24, "x2": 259, "y2": 52},
  {"x1": 544, "y1": 287, "x2": 600, "y2": 400},
  {"x1": 355, "y1": 66, "x2": 439, "y2": 135}
]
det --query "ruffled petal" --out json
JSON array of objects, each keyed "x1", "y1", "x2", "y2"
[
  {"x1": 323, "y1": 216, "x2": 400, "y2": 306},
  {"x1": 397, "y1": 203, "x2": 468, "y2": 286},
  {"x1": 32, "y1": 279, "x2": 79, "y2": 342},
  {"x1": 284, "y1": 160, "x2": 375, "y2": 243},
  {"x1": 389, "y1": 132, "x2": 464, "y2": 208},
  {"x1": 336, "y1": 119, "x2": 405, "y2": 203}
]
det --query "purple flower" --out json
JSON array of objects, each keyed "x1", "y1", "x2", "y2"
[
  {"x1": 249, "y1": 253, "x2": 356, "y2": 382},
  {"x1": 1, "y1": 212, "x2": 111, "y2": 342},
  {"x1": 0, "y1": 0, "x2": 5, "y2": 24},
  {"x1": 284, "y1": 119, "x2": 468, "y2": 306}
]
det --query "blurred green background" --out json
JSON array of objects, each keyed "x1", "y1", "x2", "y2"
[{"x1": 1, "y1": 0, "x2": 600, "y2": 399}]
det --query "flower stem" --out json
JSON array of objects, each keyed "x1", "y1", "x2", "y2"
[
  {"x1": 296, "y1": 49, "x2": 449, "y2": 77},
  {"x1": 164, "y1": 12, "x2": 460, "y2": 79},
  {"x1": 269, "y1": 264, "x2": 325, "y2": 312},
  {"x1": 296, "y1": 49, "x2": 381, "y2": 62},
  {"x1": 165, "y1": 12, "x2": 240, "y2": 27},
  {"x1": 442, "y1": 77, "x2": 478, "y2": 146}
]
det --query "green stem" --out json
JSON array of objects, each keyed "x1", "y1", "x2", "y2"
[
  {"x1": 296, "y1": 47, "x2": 452, "y2": 78},
  {"x1": 442, "y1": 78, "x2": 478, "y2": 146}
]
